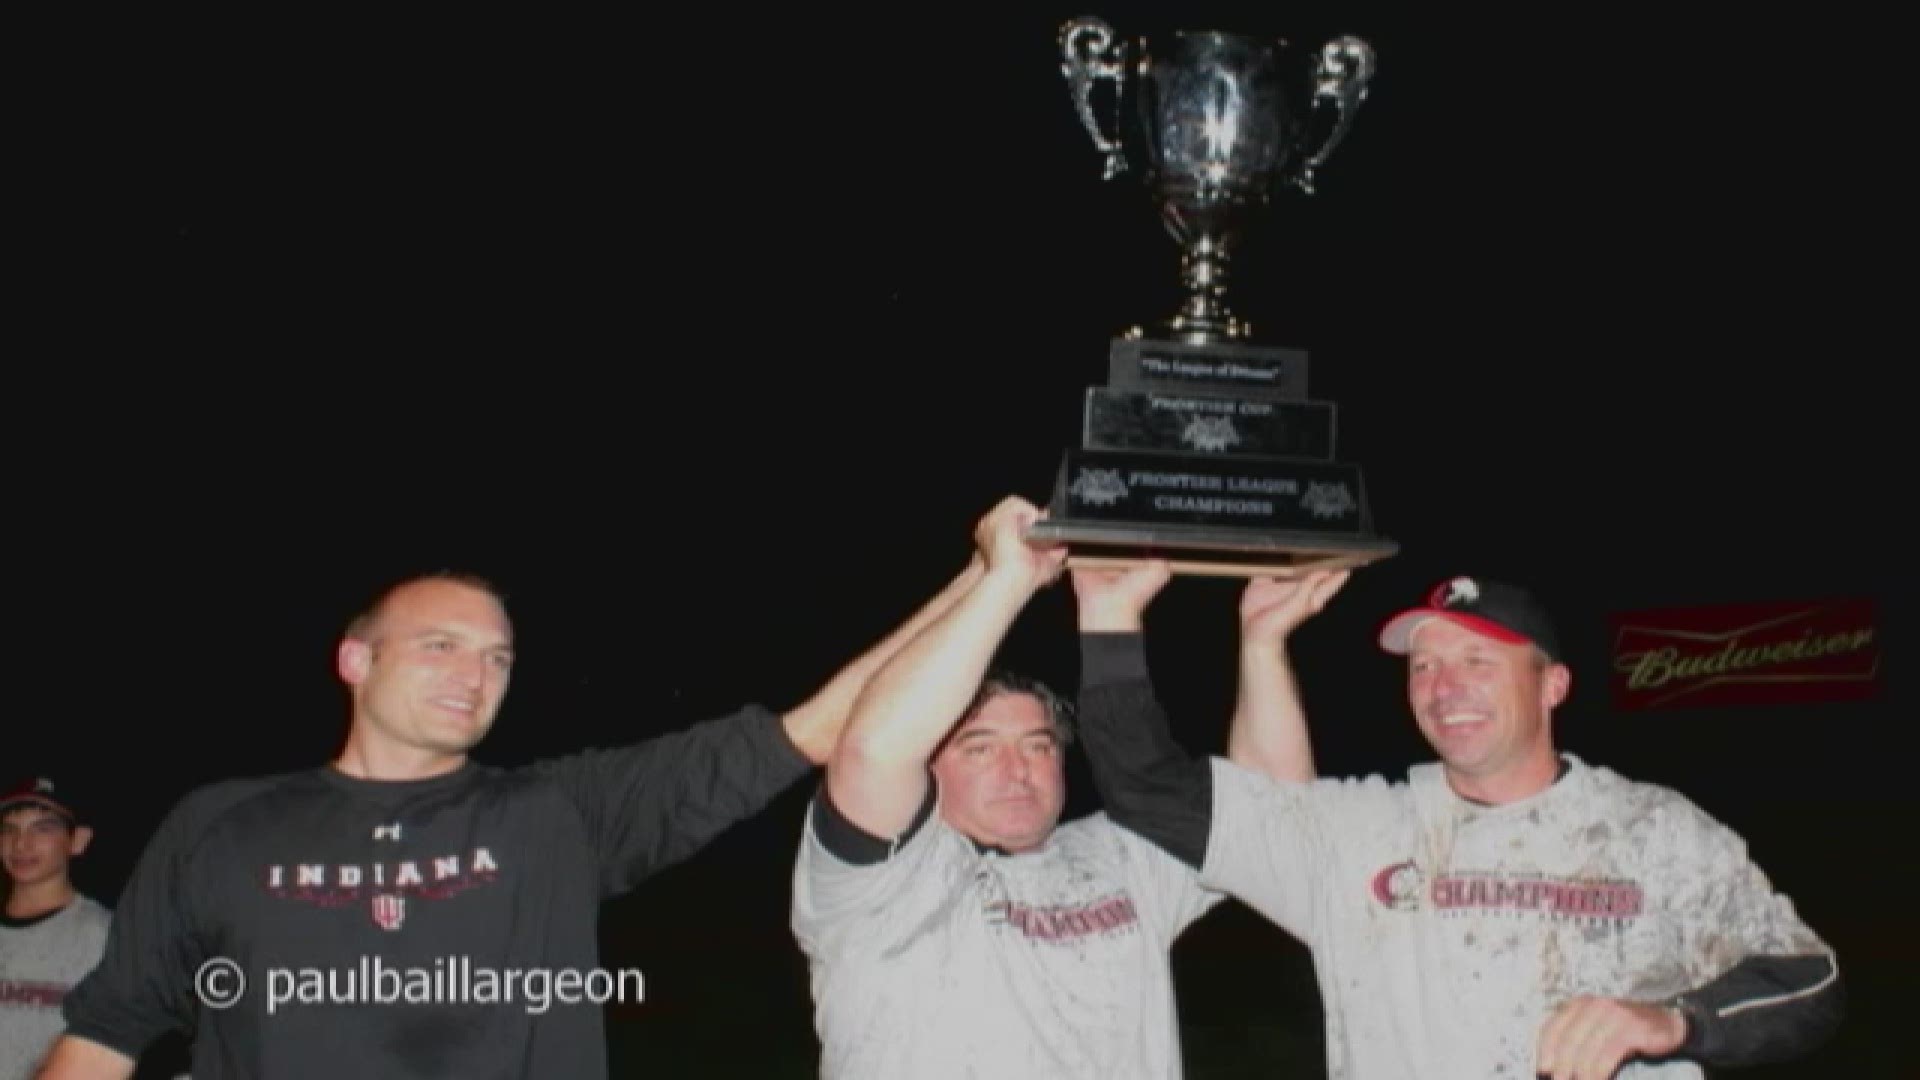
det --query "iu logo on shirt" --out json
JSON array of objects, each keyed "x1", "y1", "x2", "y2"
[
  {"x1": 372, "y1": 893, "x2": 406, "y2": 931},
  {"x1": 264, "y1": 847, "x2": 500, "y2": 931}
]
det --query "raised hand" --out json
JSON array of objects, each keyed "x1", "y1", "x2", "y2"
[
  {"x1": 1071, "y1": 560, "x2": 1173, "y2": 633},
  {"x1": 972, "y1": 496, "x2": 1068, "y2": 594},
  {"x1": 1240, "y1": 569, "x2": 1349, "y2": 648}
]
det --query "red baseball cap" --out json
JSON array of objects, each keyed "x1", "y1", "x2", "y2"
[
  {"x1": 1378, "y1": 576, "x2": 1563, "y2": 662},
  {"x1": 0, "y1": 777, "x2": 81, "y2": 826}
]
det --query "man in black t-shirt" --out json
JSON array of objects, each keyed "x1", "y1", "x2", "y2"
[{"x1": 38, "y1": 567, "x2": 979, "y2": 1079}]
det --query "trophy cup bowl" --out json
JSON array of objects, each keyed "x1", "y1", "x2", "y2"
[{"x1": 1061, "y1": 16, "x2": 1376, "y2": 344}]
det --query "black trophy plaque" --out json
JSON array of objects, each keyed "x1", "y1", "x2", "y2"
[{"x1": 1029, "y1": 338, "x2": 1397, "y2": 577}]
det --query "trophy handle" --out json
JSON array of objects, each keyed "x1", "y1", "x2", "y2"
[
  {"x1": 1059, "y1": 16, "x2": 1130, "y2": 180},
  {"x1": 1292, "y1": 35, "x2": 1377, "y2": 194}
]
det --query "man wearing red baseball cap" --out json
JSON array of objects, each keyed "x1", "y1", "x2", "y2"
[
  {"x1": 1072, "y1": 569, "x2": 1844, "y2": 1079},
  {"x1": 1373, "y1": 575, "x2": 1574, "y2": 805},
  {"x1": 1, "y1": 777, "x2": 110, "y2": 1080}
]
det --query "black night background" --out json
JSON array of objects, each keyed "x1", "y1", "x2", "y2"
[{"x1": 16, "y1": 2, "x2": 1904, "y2": 1075}]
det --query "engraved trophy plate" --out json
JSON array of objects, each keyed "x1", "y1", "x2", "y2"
[
  {"x1": 1055, "y1": 449, "x2": 1371, "y2": 533},
  {"x1": 1108, "y1": 338, "x2": 1308, "y2": 401},
  {"x1": 1031, "y1": 15, "x2": 1395, "y2": 577},
  {"x1": 1083, "y1": 388, "x2": 1336, "y2": 460}
]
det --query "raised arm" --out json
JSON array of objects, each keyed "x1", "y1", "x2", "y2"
[
  {"x1": 1226, "y1": 570, "x2": 1348, "y2": 782},
  {"x1": 779, "y1": 552, "x2": 987, "y2": 765},
  {"x1": 1071, "y1": 561, "x2": 1222, "y2": 868},
  {"x1": 825, "y1": 497, "x2": 1065, "y2": 840},
  {"x1": 1073, "y1": 566, "x2": 1351, "y2": 936},
  {"x1": 533, "y1": 544, "x2": 988, "y2": 893}
]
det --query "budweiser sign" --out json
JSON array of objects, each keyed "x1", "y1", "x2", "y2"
[{"x1": 1608, "y1": 597, "x2": 1881, "y2": 710}]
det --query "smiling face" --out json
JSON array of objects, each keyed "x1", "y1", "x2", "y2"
[
  {"x1": 1407, "y1": 616, "x2": 1569, "y2": 803},
  {"x1": 337, "y1": 578, "x2": 516, "y2": 773},
  {"x1": 929, "y1": 690, "x2": 1068, "y2": 853}
]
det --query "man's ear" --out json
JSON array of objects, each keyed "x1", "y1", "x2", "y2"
[
  {"x1": 337, "y1": 639, "x2": 372, "y2": 686},
  {"x1": 69, "y1": 824, "x2": 94, "y2": 857},
  {"x1": 1543, "y1": 662, "x2": 1572, "y2": 709}
]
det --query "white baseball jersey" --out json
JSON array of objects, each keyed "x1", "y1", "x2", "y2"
[
  {"x1": 793, "y1": 797, "x2": 1222, "y2": 1079},
  {"x1": 1205, "y1": 754, "x2": 1833, "y2": 1079}
]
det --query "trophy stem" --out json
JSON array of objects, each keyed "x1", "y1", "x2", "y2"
[{"x1": 1156, "y1": 236, "x2": 1248, "y2": 343}]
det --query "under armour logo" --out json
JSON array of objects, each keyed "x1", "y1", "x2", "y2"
[{"x1": 372, "y1": 824, "x2": 403, "y2": 841}]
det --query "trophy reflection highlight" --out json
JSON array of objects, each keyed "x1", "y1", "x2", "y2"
[
  {"x1": 1061, "y1": 16, "x2": 1375, "y2": 343},
  {"x1": 1031, "y1": 16, "x2": 1397, "y2": 576}
]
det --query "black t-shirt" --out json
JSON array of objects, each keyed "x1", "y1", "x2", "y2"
[{"x1": 63, "y1": 705, "x2": 808, "y2": 1079}]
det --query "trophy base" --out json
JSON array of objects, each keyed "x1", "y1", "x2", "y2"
[{"x1": 1026, "y1": 517, "x2": 1398, "y2": 578}]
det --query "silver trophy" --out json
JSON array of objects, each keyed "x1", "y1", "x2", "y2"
[
  {"x1": 1061, "y1": 17, "x2": 1375, "y2": 344},
  {"x1": 1030, "y1": 17, "x2": 1395, "y2": 577}
]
